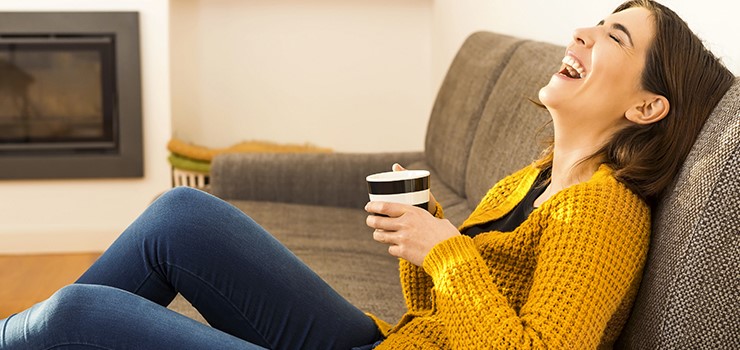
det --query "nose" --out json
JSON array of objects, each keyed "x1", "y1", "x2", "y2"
[{"x1": 572, "y1": 27, "x2": 594, "y2": 48}]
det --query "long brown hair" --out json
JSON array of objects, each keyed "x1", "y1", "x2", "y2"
[{"x1": 537, "y1": 0, "x2": 735, "y2": 206}]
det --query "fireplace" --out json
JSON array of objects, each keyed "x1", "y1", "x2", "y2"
[{"x1": 0, "y1": 12, "x2": 142, "y2": 179}]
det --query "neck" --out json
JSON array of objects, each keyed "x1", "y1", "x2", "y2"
[
  {"x1": 550, "y1": 144, "x2": 600, "y2": 190},
  {"x1": 548, "y1": 114, "x2": 612, "y2": 191}
]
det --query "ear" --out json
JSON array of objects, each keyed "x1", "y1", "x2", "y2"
[{"x1": 625, "y1": 94, "x2": 670, "y2": 125}]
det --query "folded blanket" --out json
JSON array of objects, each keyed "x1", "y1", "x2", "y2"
[
  {"x1": 168, "y1": 153, "x2": 210, "y2": 173},
  {"x1": 167, "y1": 138, "x2": 332, "y2": 162}
]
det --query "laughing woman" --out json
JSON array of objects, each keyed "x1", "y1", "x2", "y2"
[{"x1": 1, "y1": 1, "x2": 734, "y2": 349}]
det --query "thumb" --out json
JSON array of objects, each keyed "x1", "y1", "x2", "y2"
[{"x1": 392, "y1": 163, "x2": 406, "y2": 172}]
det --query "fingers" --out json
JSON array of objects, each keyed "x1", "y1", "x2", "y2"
[
  {"x1": 365, "y1": 201, "x2": 407, "y2": 218},
  {"x1": 392, "y1": 163, "x2": 406, "y2": 172},
  {"x1": 373, "y1": 229, "x2": 393, "y2": 244},
  {"x1": 428, "y1": 192, "x2": 439, "y2": 215},
  {"x1": 365, "y1": 201, "x2": 422, "y2": 235},
  {"x1": 372, "y1": 230, "x2": 403, "y2": 259},
  {"x1": 387, "y1": 244, "x2": 402, "y2": 259},
  {"x1": 367, "y1": 214, "x2": 396, "y2": 232}
]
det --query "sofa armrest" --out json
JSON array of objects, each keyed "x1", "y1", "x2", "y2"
[{"x1": 210, "y1": 152, "x2": 425, "y2": 209}]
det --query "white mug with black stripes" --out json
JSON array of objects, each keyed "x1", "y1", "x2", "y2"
[{"x1": 366, "y1": 170, "x2": 430, "y2": 211}]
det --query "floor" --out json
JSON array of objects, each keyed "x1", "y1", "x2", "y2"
[{"x1": 0, "y1": 253, "x2": 100, "y2": 319}]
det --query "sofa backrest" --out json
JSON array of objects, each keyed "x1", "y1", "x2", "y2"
[
  {"x1": 463, "y1": 40, "x2": 560, "y2": 208},
  {"x1": 615, "y1": 78, "x2": 740, "y2": 349},
  {"x1": 425, "y1": 32, "x2": 562, "y2": 210},
  {"x1": 424, "y1": 32, "x2": 525, "y2": 199}
]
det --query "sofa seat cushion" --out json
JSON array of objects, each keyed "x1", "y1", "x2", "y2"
[{"x1": 226, "y1": 200, "x2": 407, "y2": 323}]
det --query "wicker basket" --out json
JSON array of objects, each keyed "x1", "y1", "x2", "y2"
[{"x1": 171, "y1": 168, "x2": 209, "y2": 190}]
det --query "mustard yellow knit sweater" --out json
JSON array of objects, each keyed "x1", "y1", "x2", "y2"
[{"x1": 368, "y1": 164, "x2": 651, "y2": 349}]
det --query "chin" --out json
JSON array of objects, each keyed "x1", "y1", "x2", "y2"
[{"x1": 538, "y1": 84, "x2": 557, "y2": 110}]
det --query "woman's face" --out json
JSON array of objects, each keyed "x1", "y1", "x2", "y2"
[{"x1": 538, "y1": 7, "x2": 656, "y2": 129}]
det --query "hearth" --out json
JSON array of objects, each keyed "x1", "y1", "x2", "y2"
[{"x1": 0, "y1": 12, "x2": 142, "y2": 179}]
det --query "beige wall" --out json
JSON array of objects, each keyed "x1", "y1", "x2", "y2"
[
  {"x1": 0, "y1": 0, "x2": 172, "y2": 254},
  {"x1": 170, "y1": 0, "x2": 434, "y2": 153},
  {"x1": 173, "y1": 0, "x2": 739, "y2": 154}
]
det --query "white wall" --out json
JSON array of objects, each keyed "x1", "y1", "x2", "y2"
[
  {"x1": 170, "y1": 0, "x2": 433, "y2": 153},
  {"x1": 0, "y1": 0, "x2": 171, "y2": 254},
  {"x1": 431, "y1": 0, "x2": 740, "y2": 90},
  {"x1": 173, "y1": 0, "x2": 738, "y2": 154}
]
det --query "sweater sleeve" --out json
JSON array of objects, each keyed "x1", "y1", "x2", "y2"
[
  {"x1": 398, "y1": 201, "x2": 446, "y2": 313},
  {"x1": 421, "y1": 183, "x2": 650, "y2": 349}
]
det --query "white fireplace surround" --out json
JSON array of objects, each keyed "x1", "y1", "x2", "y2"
[{"x1": 0, "y1": 1, "x2": 170, "y2": 254}]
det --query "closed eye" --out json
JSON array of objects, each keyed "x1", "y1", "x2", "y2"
[{"x1": 598, "y1": 19, "x2": 634, "y2": 47}]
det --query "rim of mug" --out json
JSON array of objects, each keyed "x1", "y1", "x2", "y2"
[{"x1": 366, "y1": 170, "x2": 430, "y2": 182}]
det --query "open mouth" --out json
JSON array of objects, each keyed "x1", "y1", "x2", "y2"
[{"x1": 558, "y1": 54, "x2": 586, "y2": 79}]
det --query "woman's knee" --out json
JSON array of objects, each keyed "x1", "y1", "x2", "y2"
[
  {"x1": 144, "y1": 187, "x2": 238, "y2": 236},
  {"x1": 141, "y1": 187, "x2": 263, "y2": 250},
  {"x1": 36, "y1": 284, "x2": 127, "y2": 330},
  {"x1": 45, "y1": 284, "x2": 97, "y2": 313},
  {"x1": 154, "y1": 186, "x2": 216, "y2": 211},
  {"x1": 154, "y1": 187, "x2": 242, "y2": 221},
  {"x1": 5, "y1": 284, "x2": 192, "y2": 349}
]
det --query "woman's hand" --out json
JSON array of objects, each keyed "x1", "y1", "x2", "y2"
[
  {"x1": 365, "y1": 201, "x2": 460, "y2": 266},
  {"x1": 391, "y1": 163, "x2": 439, "y2": 216}
]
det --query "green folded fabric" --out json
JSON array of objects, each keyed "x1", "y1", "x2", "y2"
[{"x1": 168, "y1": 153, "x2": 211, "y2": 173}]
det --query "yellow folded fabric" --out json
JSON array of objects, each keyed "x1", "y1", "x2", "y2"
[{"x1": 167, "y1": 138, "x2": 332, "y2": 162}]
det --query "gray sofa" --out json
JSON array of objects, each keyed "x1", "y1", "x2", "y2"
[{"x1": 170, "y1": 32, "x2": 739, "y2": 349}]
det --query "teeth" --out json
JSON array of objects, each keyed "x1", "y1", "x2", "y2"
[
  {"x1": 565, "y1": 65, "x2": 578, "y2": 78},
  {"x1": 561, "y1": 55, "x2": 586, "y2": 78}
]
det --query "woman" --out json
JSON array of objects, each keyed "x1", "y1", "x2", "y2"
[{"x1": 1, "y1": 1, "x2": 734, "y2": 349}]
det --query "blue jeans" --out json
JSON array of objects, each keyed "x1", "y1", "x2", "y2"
[{"x1": 1, "y1": 187, "x2": 382, "y2": 349}]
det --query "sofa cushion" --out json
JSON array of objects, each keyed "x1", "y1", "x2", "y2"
[
  {"x1": 616, "y1": 78, "x2": 740, "y2": 349},
  {"x1": 425, "y1": 32, "x2": 525, "y2": 199},
  {"x1": 225, "y1": 200, "x2": 407, "y2": 324},
  {"x1": 464, "y1": 40, "x2": 561, "y2": 207},
  {"x1": 169, "y1": 294, "x2": 209, "y2": 324}
]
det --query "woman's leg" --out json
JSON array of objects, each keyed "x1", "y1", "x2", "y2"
[
  {"x1": 74, "y1": 187, "x2": 381, "y2": 349},
  {"x1": 0, "y1": 284, "x2": 264, "y2": 349}
]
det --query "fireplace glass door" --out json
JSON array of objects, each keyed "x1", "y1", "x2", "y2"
[{"x1": 0, "y1": 35, "x2": 116, "y2": 154}]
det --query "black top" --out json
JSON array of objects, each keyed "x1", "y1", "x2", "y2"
[{"x1": 463, "y1": 168, "x2": 550, "y2": 238}]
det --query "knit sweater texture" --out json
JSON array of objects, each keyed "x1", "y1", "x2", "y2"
[{"x1": 368, "y1": 164, "x2": 651, "y2": 349}]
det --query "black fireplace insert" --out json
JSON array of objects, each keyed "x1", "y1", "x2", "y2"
[{"x1": 0, "y1": 12, "x2": 142, "y2": 179}]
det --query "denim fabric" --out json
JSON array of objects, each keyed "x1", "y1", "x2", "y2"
[
  {"x1": 1, "y1": 187, "x2": 381, "y2": 349},
  {"x1": 1, "y1": 284, "x2": 260, "y2": 349}
]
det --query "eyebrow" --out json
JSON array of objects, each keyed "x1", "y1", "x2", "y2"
[{"x1": 597, "y1": 20, "x2": 634, "y2": 47}]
